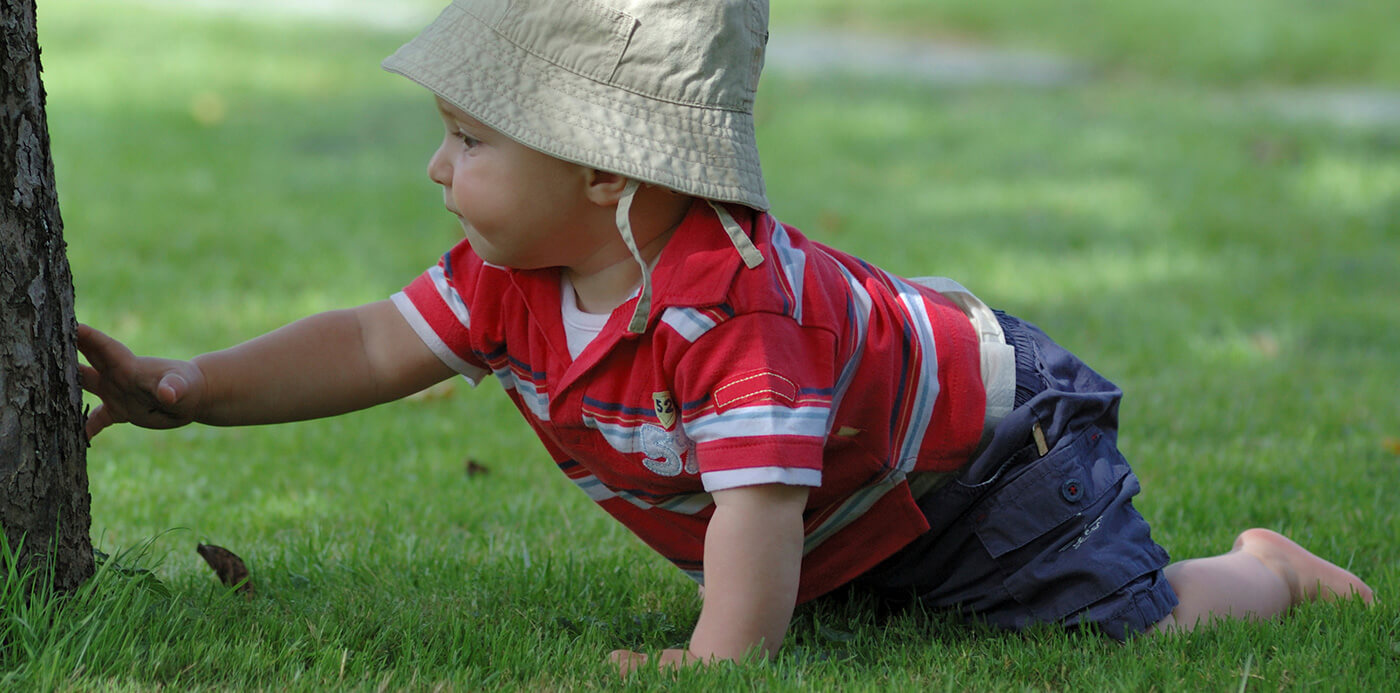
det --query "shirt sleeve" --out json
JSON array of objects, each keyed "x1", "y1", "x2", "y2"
[
  {"x1": 670, "y1": 313, "x2": 839, "y2": 493},
  {"x1": 392, "y1": 244, "x2": 491, "y2": 385}
]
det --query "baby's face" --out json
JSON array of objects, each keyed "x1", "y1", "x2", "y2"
[{"x1": 426, "y1": 98, "x2": 601, "y2": 270}]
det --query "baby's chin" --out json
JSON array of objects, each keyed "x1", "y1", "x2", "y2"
[{"x1": 461, "y1": 239, "x2": 539, "y2": 271}]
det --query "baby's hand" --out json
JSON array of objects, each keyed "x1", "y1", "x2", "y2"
[{"x1": 76, "y1": 324, "x2": 207, "y2": 437}]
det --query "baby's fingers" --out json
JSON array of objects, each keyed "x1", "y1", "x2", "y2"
[
  {"x1": 75, "y1": 324, "x2": 134, "y2": 373},
  {"x1": 84, "y1": 403, "x2": 116, "y2": 439},
  {"x1": 78, "y1": 362, "x2": 101, "y2": 393}
]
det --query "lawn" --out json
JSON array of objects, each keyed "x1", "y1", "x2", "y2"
[{"x1": 6, "y1": 0, "x2": 1398, "y2": 689}]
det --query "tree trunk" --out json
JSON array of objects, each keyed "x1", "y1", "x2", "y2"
[{"x1": 1, "y1": 0, "x2": 94, "y2": 591}]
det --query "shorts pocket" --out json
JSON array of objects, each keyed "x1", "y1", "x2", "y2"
[
  {"x1": 973, "y1": 423, "x2": 1128, "y2": 559},
  {"x1": 971, "y1": 422, "x2": 1168, "y2": 625}
]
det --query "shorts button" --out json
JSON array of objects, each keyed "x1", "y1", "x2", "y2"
[{"x1": 1061, "y1": 479, "x2": 1084, "y2": 502}]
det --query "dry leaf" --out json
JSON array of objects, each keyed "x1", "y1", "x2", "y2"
[
  {"x1": 1383, "y1": 438, "x2": 1400, "y2": 456},
  {"x1": 196, "y1": 543, "x2": 252, "y2": 597},
  {"x1": 465, "y1": 458, "x2": 491, "y2": 477}
]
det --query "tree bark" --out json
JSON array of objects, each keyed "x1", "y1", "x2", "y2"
[{"x1": 1, "y1": 0, "x2": 94, "y2": 591}]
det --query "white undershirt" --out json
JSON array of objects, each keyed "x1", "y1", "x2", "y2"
[{"x1": 560, "y1": 277, "x2": 611, "y2": 359}]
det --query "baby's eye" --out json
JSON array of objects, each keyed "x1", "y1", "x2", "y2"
[{"x1": 457, "y1": 132, "x2": 481, "y2": 149}]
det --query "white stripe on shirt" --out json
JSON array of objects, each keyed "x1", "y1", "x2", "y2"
[
  {"x1": 427, "y1": 265, "x2": 472, "y2": 331},
  {"x1": 661, "y1": 306, "x2": 718, "y2": 343},
  {"x1": 884, "y1": 272, "x2": 942, "y2": 473},
  {"x1": 685, "y1": 404, "x2": 831, "y2": 443},
  {"x1": 391, "y1": 291, "x2": 488, "y2": 385},
  {"x1": 771, "y1": 220, "x2": 808, "y2": 325},
  {"x1": 702, "y1": 466, "x2": 822, "y2": 492},
  {"x1": 493, "y1": 365, "x2": 550, "y2": 421}
]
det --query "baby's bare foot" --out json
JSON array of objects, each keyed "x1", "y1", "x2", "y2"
[{"x1": 1234, "y1": 528, "x2": 1375, "y2": 606}]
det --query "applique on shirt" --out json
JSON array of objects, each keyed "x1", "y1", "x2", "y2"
[
  {"x1": 712, "y1": 369, "x2": 798, "y2": 412},
  {"x1": 640, "y1": 423, "x2": 698, "y2": 477},
  {"x1": 652, "y1": 390, "x2": 677, "y2": 429}
]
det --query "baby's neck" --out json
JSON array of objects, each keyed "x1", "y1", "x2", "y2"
[
  {"x1": 565, "y1": 192, "x2": 691, "y2": 314},
  {"x1": 566, "y1": 264, "x2": 641, "y2": 315},
  {"x1": 566, "y1": 223, "x2": 675, "y2": 314}
]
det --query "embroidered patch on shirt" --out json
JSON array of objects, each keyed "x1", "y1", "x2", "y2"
[
  {"x1": 712, "y1": 370, "x2": 798, "y2": 412},
  {"x1": 652, "y1": 391, "x2": 677, "y2": 430}
]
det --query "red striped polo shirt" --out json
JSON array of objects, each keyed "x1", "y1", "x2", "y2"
[{"x1": 393, "y1": 201, "x2": 986, "y2": 602}]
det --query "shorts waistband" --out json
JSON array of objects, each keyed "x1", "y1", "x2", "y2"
[
  {"x1": 994, "y1": 310, "x2": 1040, "y2": 409},
  {"x1": 905, "y1": 277, "x2": 1016, "y2": 432}
]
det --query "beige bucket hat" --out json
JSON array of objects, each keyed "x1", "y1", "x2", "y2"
[
  {"x1": 384, "y1": 0, "x2": 772, "y2": 332},
  {"x1": 383, "y1": 0, "x2": 771, "y2": 211}
]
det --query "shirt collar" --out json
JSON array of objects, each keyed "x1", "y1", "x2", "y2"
[
  {"x1": 642, "y1": 199, "x2": 763, "y2": 316},
  {"x1": 504, "y1": 199, "x2": 764, "y2": 336}
]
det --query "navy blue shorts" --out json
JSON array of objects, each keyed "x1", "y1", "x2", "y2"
[{"x1": 850, "y1": 312, "x2": 1178, "y2": 640}]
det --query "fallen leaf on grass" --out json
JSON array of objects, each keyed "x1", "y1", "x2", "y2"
[
  {"x1": 196, "y1": 543, "x2": 253, "y2": 598},
  {"x1": 465, "y1": 458, "x2": 491, "y2": 477},
  {"x1": 1383, "y1": 437, "x2": 1400, "y2": 456}
]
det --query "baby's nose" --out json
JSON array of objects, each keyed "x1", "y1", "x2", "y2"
[{"x1": 426, "y1": 147, "x2": 451, "y2": 186}]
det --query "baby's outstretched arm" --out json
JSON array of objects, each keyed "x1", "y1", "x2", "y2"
[
  {"x1": 78, "y1": 299, "x2": 454, "y2": 437},
  {"x1": 612, "y1": 482, "x2": 809, "y2": 673}
]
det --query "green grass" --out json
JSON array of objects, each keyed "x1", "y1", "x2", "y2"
[{"x1": 8, "y1": 0, "x2": 1398, "y2": 688}]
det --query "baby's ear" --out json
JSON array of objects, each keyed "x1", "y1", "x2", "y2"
[{"x1": 583, "y1": 169, "x2": 631, "y2": 206}]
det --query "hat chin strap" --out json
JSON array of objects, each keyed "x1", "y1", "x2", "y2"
[
  {"x1": 617, "y1": 181, "x2": 767, "y2": 335},
  {"x1": 616, "y1": 179, "x2": 651, "y2": 334}
]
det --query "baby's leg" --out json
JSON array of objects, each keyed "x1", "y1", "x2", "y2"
[{"x1": 1152, "y1": 528, "x2": 1374, "y2": 633}]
